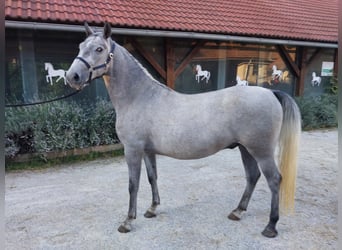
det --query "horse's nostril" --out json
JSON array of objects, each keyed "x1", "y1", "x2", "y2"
[{"x1": 73, "y1": 73, "x2": 80, "y2": 82}]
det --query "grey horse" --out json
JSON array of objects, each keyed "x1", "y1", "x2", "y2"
[{"x1": 66, "y1": 23, "x2": 301, "y2": 238}]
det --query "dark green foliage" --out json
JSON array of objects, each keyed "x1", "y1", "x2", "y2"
[
  {"x1": 295, "y1": 94, "x2": 338, "y2": 130},
  {"x1": 326, "y1": 76, "x2": 338, "y2": 95},
  {"x1": 5, "y1": 100, "x2": 119, "y2": 159}
]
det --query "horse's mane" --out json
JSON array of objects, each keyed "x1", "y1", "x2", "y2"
[{"x1": 122, "y1": 44, "x2": 172, "y2": 92}]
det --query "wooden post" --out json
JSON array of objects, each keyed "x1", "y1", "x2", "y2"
[
  {"x1": 333, "y1": 48, "x2": 338, "y2": 76},
  {"x1": 296, "y1": 47, "x2": 306, "y2": 96},
  {"x1": 165, "y1": 39, "x2": 175, "y2": 89}
]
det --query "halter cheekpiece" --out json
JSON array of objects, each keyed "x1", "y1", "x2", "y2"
[{"x1": 76, "y1": 41, "x2": 115, "y2": 83}]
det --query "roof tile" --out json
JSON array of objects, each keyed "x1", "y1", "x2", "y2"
[{"x1": 5, "y1": 0, "x2": 338, "y2": 43}]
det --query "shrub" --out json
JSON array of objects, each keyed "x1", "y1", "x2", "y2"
[
  {"x1": 5, "y1": 100, "x2": 119, "y2": 159},
  {"x1": 295, "y1": 94, "x2": 338, "y2": 130}
]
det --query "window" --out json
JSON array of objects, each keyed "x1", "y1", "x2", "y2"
[{"x1": 173, "y1": 41, "x2": 296, "y2": 95}]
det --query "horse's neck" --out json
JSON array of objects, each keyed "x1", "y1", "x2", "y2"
[{"x1": 105, "y1": 43, "x2": 168, "y2": 111}]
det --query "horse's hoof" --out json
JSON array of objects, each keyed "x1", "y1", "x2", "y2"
[
  {"x1": 118, "y1": 224, "x2": 131, "y2": 233},
  {"x1": 261, "y1": 227, "x2": 278, "y2": 238},
  {"x1": 228, "y1": 211, "x2": 241, "y2": 221},
  {"x1": 228, "y1": 213, "x2": 240, "y2": 221},
  {"x1": 144, "y1": 210, "x2": 156, "y2": 218}
]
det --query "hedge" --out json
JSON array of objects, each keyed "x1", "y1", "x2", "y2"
[
  {"x1": 295, "y1": 94, "x2": 338, "y2": 130},
  {"x1": 5, "y1": 99, "x2": 119, "y2": 159}
]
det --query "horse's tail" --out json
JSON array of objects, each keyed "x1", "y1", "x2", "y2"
[{"x1": 273, "y1": 90, "x2": 301, "y2": 214}]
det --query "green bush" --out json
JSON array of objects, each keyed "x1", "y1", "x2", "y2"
[
  {"x1": 5, "y1": 100, "x2": 119, "y2": 159},
  {"x1": 296, "y1": 94, "x2": 338, "y2": 130}
]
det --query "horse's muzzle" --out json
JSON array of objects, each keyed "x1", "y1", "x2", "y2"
[{"x1": 66, "y1": 72, "x2": 87, "y2": 90}]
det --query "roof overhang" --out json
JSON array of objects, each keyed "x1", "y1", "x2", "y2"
[{"x1": 5, "y1": 20, "x2": 338, "y2": 49}]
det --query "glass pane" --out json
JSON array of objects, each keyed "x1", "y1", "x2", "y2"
[
  {"x1": 174, "y1": 41, "x2": 296, "y2": 95},
  {"x1": 303, "y1": 48, "x2": 335, "y2": 96}
]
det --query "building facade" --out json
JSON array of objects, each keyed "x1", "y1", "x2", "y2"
[{"x1": 5, "y1": 1, "x2": 338, "y2": 105}]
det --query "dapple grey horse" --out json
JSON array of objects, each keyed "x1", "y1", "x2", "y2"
[{"x1": 66, "y1": 23, "x2": 301, "y2": 238}]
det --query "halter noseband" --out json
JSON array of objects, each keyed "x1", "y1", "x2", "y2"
[{"x1": 76, "y1": 41, "x2": 115, "y2": 83}]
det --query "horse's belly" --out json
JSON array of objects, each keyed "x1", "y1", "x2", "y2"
[
  {"x1": 154, "y1": 145, "x2": 224, "y2": 160},
  {"x1": 150, "y1": 129, "x2": 234, "y2": 160}
]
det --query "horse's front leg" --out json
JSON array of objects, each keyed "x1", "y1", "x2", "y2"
[
  {"x1": 118, "y1": 148, "x2": 143, "y2": 233},
  {"x1": 143, "y1": 153, "x2": 160, "y2": 218}
]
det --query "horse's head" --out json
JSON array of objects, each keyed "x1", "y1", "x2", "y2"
[
  {"x1": 44, "y1": 63, "x2": 49, "y2": 70},
  {"x1": 66, "y1": 22, "x2": 114, "y2": 90}
]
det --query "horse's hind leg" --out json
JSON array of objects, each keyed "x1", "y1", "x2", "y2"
[
  {"x1": 143, "y1": 153, "x2": 160, "y2": 218},
  {"x1": 228, "y1": 145, "x2": 260, "y2": 221},
  {"x1": 256, "y1": 155, "x2": 281, "y2": 238}
]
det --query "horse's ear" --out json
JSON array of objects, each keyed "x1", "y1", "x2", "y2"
[
  {"x1": 85, "y1": 22, "x2": 94, "y2": 37},
  {"x1": 103, "y1": 22, "x2": 112, "y2": 39}
]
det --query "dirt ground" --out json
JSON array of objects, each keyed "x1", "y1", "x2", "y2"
[{"x1": 5, "y1": 129, "x2": 338, "y2": 250}]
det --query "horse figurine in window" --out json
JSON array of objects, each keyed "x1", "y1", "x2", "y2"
[
  {"x1": 271, "y1": 65, "x2": 283, "y2": 82},
  {"x1": 236, "y1": 76, "x2": 249, "y2": 86},
  {"x1": 311, "y1": 72, "x2": 321, "y2": 86},
  {"x1": 195, "y1": 64, "x2": 211, "y2": 83},
  {"x1": 44, "y1": 62, "x2": 67, "y2": 85}
]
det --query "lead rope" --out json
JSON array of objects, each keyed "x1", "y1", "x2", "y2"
[{"x1": 5, "y1": 89, "x2": 82, "y2": 108}]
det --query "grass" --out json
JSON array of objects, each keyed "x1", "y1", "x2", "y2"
[{"x1": 5, "y1": 148, "x2": 124, "y2": 172}]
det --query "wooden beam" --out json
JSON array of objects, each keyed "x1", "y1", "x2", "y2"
[
  {"x1": 333, "y1": 48, "x2": 338, "y2": 76},
  {"x1": 276, "y1": 45, "x2": 300, "y2": 78},
  {"x1": 296, "y1": 47, "x2": 307, "y2": 96},
  {"x1": 175, "y1": 41, "x2": 206, "y2": 78},
  {"x1": 129, "y1": 38, "x2": 166, "y2": 80},
  {"x1": 165, "y1": 39, "x2": 175, "y2": 89},
  {"x1": 306, "y1": 48, "x2": 321, "y2": 66}
]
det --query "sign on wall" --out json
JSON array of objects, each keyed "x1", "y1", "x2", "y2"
[{"x1": 321, "y1": 61, "x2": 334, "y2": 76}]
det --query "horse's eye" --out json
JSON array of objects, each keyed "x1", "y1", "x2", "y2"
[{"x1": 96, "y1": 47, "x2": 103, "y2": 53}]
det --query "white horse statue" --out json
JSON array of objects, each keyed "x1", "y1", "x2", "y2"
[
  {"x1": 195, "y1": 65, "x2": 211, "y2": 83},
  {"x1": 271, "y1": 65, "x2": 283, "y2": 81},
  {"x1": 236, "y1": 76, "x2": 249, "y2": 86},
  {"x1": 311, "y1": 72, "x2": 321, "y2": 86},
  {"x1": 45, "y1": 62, "x2": 66, "y2": 85}
]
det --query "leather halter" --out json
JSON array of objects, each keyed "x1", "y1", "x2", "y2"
[{"x1": 76, "y1": 41, "x2": 115, "y2": 83}]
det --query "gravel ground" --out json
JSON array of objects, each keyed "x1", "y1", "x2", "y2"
[{"x1": 5, "y1": 129, "x2": 338, "y2": 250}]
